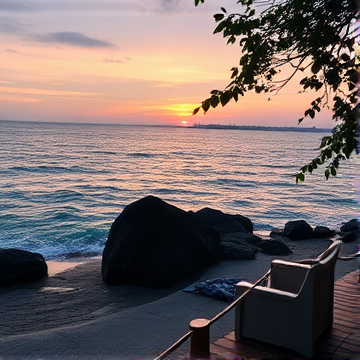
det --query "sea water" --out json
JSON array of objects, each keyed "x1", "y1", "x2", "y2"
[{"x1": 0, "y1": 120, "x2": 358, "y2": 260}]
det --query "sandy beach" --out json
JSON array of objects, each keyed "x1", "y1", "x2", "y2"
[{"x1": 0, "y1": 238, "x2": 359, "y2": 359}]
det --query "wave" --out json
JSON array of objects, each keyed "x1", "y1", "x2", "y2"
[
  {"x1": 8, "y1": 165, "x2": 110, "y2": 175},
  {"x1": 126, "y1": 152, "x2": 157, "y2": 158}
]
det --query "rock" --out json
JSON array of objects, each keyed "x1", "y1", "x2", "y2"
[
  {"x1": 219, "y1": 233, "x2": 258, "y2": 260},
  {"x1": 339, "y1": 219, "x2": 359, "y2": 243},
  {"x1": 241, "y1": 232, "x2": 263, "y2": 246},
  {"x1": 283, "y1": 220, "x2": 314, "y2": 240},
  {"x1": 313, "y1": 226, "x2": 336, "y2": 239},
  {"x1": 340, "y1": 219, "x2": 360, "y2": 233},
  {"x1": 230, "y1": 214, "x2": 254, "y2": 233},
  {"x1": 259, "y1": 240, "x2": 293, "y2": 256},
  {"x1": 193, "y1": 207, "x2": 253, "y2": 235},
  {"x1": 270, "y1": 228, "x2": 285, "y2": 238},
  {"x1": 220, "y1": 242, "x2": 257, "y2": 260},
  {"x1": 102, "y1": 196, "x2": 220, "y2": 288},
  {"x1": 0, "y1": 249, "x2": 48, "y2": 286},
  {"x1": 341, "y1": 231, "x2": 359, "y2": 243}
]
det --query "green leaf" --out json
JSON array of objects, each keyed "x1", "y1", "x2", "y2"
[
  {"x1": 221, "y1": 7, "x2": 227, "y2": 13},
  {"x1": 220, "y1": 91, "x2": 232, "y2": 106},
  {"x1": 214, "y1": 13, "x2": 225, "y2": 22},
  {"x1": 227, "y1": 35, "x2": 236, "y2": 45},
  {"x1": 213, "y1": 21, "x2": 227, "y2": 34},
  {"x1": 210, "y1": 95, "x2": 220, "y2": 108},
  {"x1": 325, "y1": 169, "x2": 330, "y2": 180},
  {"x1": 295, "y1": 172, "x2": 305, "y2": 183},
  {"x1": 202, "y1": 99, "x2": 210, "y2": 112},
  {"x1": 193, "y1": 106, "x2": 201, "y2": 115}
]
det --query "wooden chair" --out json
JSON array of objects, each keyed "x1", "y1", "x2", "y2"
[{"x1": 235, "y1": 240, "x2": 341, "y2": 357}]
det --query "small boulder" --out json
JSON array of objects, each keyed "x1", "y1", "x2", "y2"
[
  {"x1": 313, "y1": 226, "x2": 336, "y2": 239},
  {"x1": 340, "y1": 219, "x2": 360, "y2": 233},
  {"x1": 241, "y1": 232, "x2": 263, "y2": 246},
  {"x1": 0, "y1": 249, "x2": 48, "y2": 286},
  {"x1": 102, "y1": 196, "x2": 220, "y2": 288},
  {"x1": 283, "y1": 220, "x2": 314, "y2": 240},
  {"x1": 341, "y1": 231, "x2": 359, "y2": 243},
  {"x1": 219, "y1": 233, "x2": 258, "y2": 260},
  {"x1": 259, "y1": 240, "x2": 293, "y2": 256},
  {"x1": 339, "y1": 219, "x2": 359, "y2": 243}
]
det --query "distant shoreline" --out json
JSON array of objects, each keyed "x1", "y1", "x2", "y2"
[
  {"x1": 1, "y1": 119, "x2": 331, "y2": 133},
  {"x1": 190, "y1": 123, "x2": 331, "y2": 133}
]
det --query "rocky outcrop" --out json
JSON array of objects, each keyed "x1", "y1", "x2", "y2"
[
  {"x1": 340, "y1": 219, "x2": 359, "y2": 243},
  {"x1": 283, "y1": 220, "x2": 314, "y2": 240},
  {"x1": 219, "y1": 233, "x2": 258, "y2": 260},
  {"x1": 192, "y1": 207, "x2": 253, "y2": 234},
  {"x1": 340, "y1": 219, "x2": 360, "y2": 233},
  {"x1": 102, "y1": 196, "x2": 220, "y2": 288},
  {"x1": 0, "y1": 249, "x2": 48, "y2": 286}
]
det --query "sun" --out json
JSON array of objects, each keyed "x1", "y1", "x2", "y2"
[{"x1": 181, "y1": 120, "x2": 188, "y2": 125}]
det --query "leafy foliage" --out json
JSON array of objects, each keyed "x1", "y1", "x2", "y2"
[{"x1": 194, "y1": 0, "x2": 359, "y2": 182}]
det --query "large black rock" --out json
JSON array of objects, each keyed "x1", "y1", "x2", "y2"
[
  {"x1": 102, "y1": 196, "x2": 220, "y2": 288},
  {"x1": 0, "y1": 249, "x2": 48, "y2": 286},
  {"x1": 283, "y1": 220, "x2": 314, "y2": 240},
  {"x1": 192, "y1": 207, "x2": 253, "y2": 235}
]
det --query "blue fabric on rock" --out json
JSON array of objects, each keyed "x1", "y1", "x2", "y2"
[{"x1": 183, "y1": 277, "x2": 241, "y2": 301}]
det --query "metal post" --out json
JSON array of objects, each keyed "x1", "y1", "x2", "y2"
[{"x1": 189, "y1": 318, "x2": 210, "y2": 359}]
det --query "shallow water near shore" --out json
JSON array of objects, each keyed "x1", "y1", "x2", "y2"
[{"x1": 1, "y1": 120, "x2": 358, "y2": 260}]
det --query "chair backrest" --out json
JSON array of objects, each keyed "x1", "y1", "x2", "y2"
[{"x1": 307, "y1": 240, "x2": 341, "y2": 337}]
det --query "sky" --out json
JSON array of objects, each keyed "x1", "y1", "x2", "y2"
[{"x1": 1, "y1": 0, "x2": 335, "y2": 128}]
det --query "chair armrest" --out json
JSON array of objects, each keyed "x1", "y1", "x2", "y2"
[
  {"x1": 236, "y1": 281, "x2": 297, "y2": 300},
  {"x1": 271, "y1": 259, "x2": 313, "y2": 269}
]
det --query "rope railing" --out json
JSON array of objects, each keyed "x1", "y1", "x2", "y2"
[
  {"x1": 153, "y1": 269, "x2": 272, "y2": 360},
  {"x1": 153, "y1": 330, "x2": 193, "y2": 360}
]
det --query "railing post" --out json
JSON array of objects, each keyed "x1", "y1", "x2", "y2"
[{"x1": 189, "y1": 318, "x2": 210, "y2": 359}]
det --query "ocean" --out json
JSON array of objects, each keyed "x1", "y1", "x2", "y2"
[{"x1": 1, "y1": 120, "x2": 358, "y2": 260}]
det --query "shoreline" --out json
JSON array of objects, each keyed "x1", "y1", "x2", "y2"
[
  {"x1": 46, "y1": 260, "x2": 87, "y2": 277},
  {"x1": 1, "y1": 238, "x2": 359, "y2": 357}
]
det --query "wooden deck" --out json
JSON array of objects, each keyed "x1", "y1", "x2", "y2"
[{"x1": 209, "y1": 270, "x2": 360, "y2": 359}]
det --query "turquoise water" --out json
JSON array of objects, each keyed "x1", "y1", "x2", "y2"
[{"x1": 0, "y1": 120, "x2": 358, "y2": 260}]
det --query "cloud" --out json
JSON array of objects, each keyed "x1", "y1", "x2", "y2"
[
  {"x1": 0, "y1": 0, "x2": 143, "y2": 14},
  {"x1": 142, "y1": 0, "x2": 194, "y2": 14},
  {"x1": 33, "y1": 31, "x2": 116, "y2": 48},
  {"x1": 0, "y1": 0, "x2": 36, "y2": 12},
  {"x1": 103, "y1": 56, "x2": 130, "y2": 64},
  {"x1": 0, "y1": 19, "x2": 26, "y2": 35},
  {"x1": 5, "y1": 48, "x2": 17, "y2": 53}
]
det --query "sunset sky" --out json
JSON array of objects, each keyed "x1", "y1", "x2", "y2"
[{"x1": 1, "y1": 0, "x2": 335, "y2": 128}]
